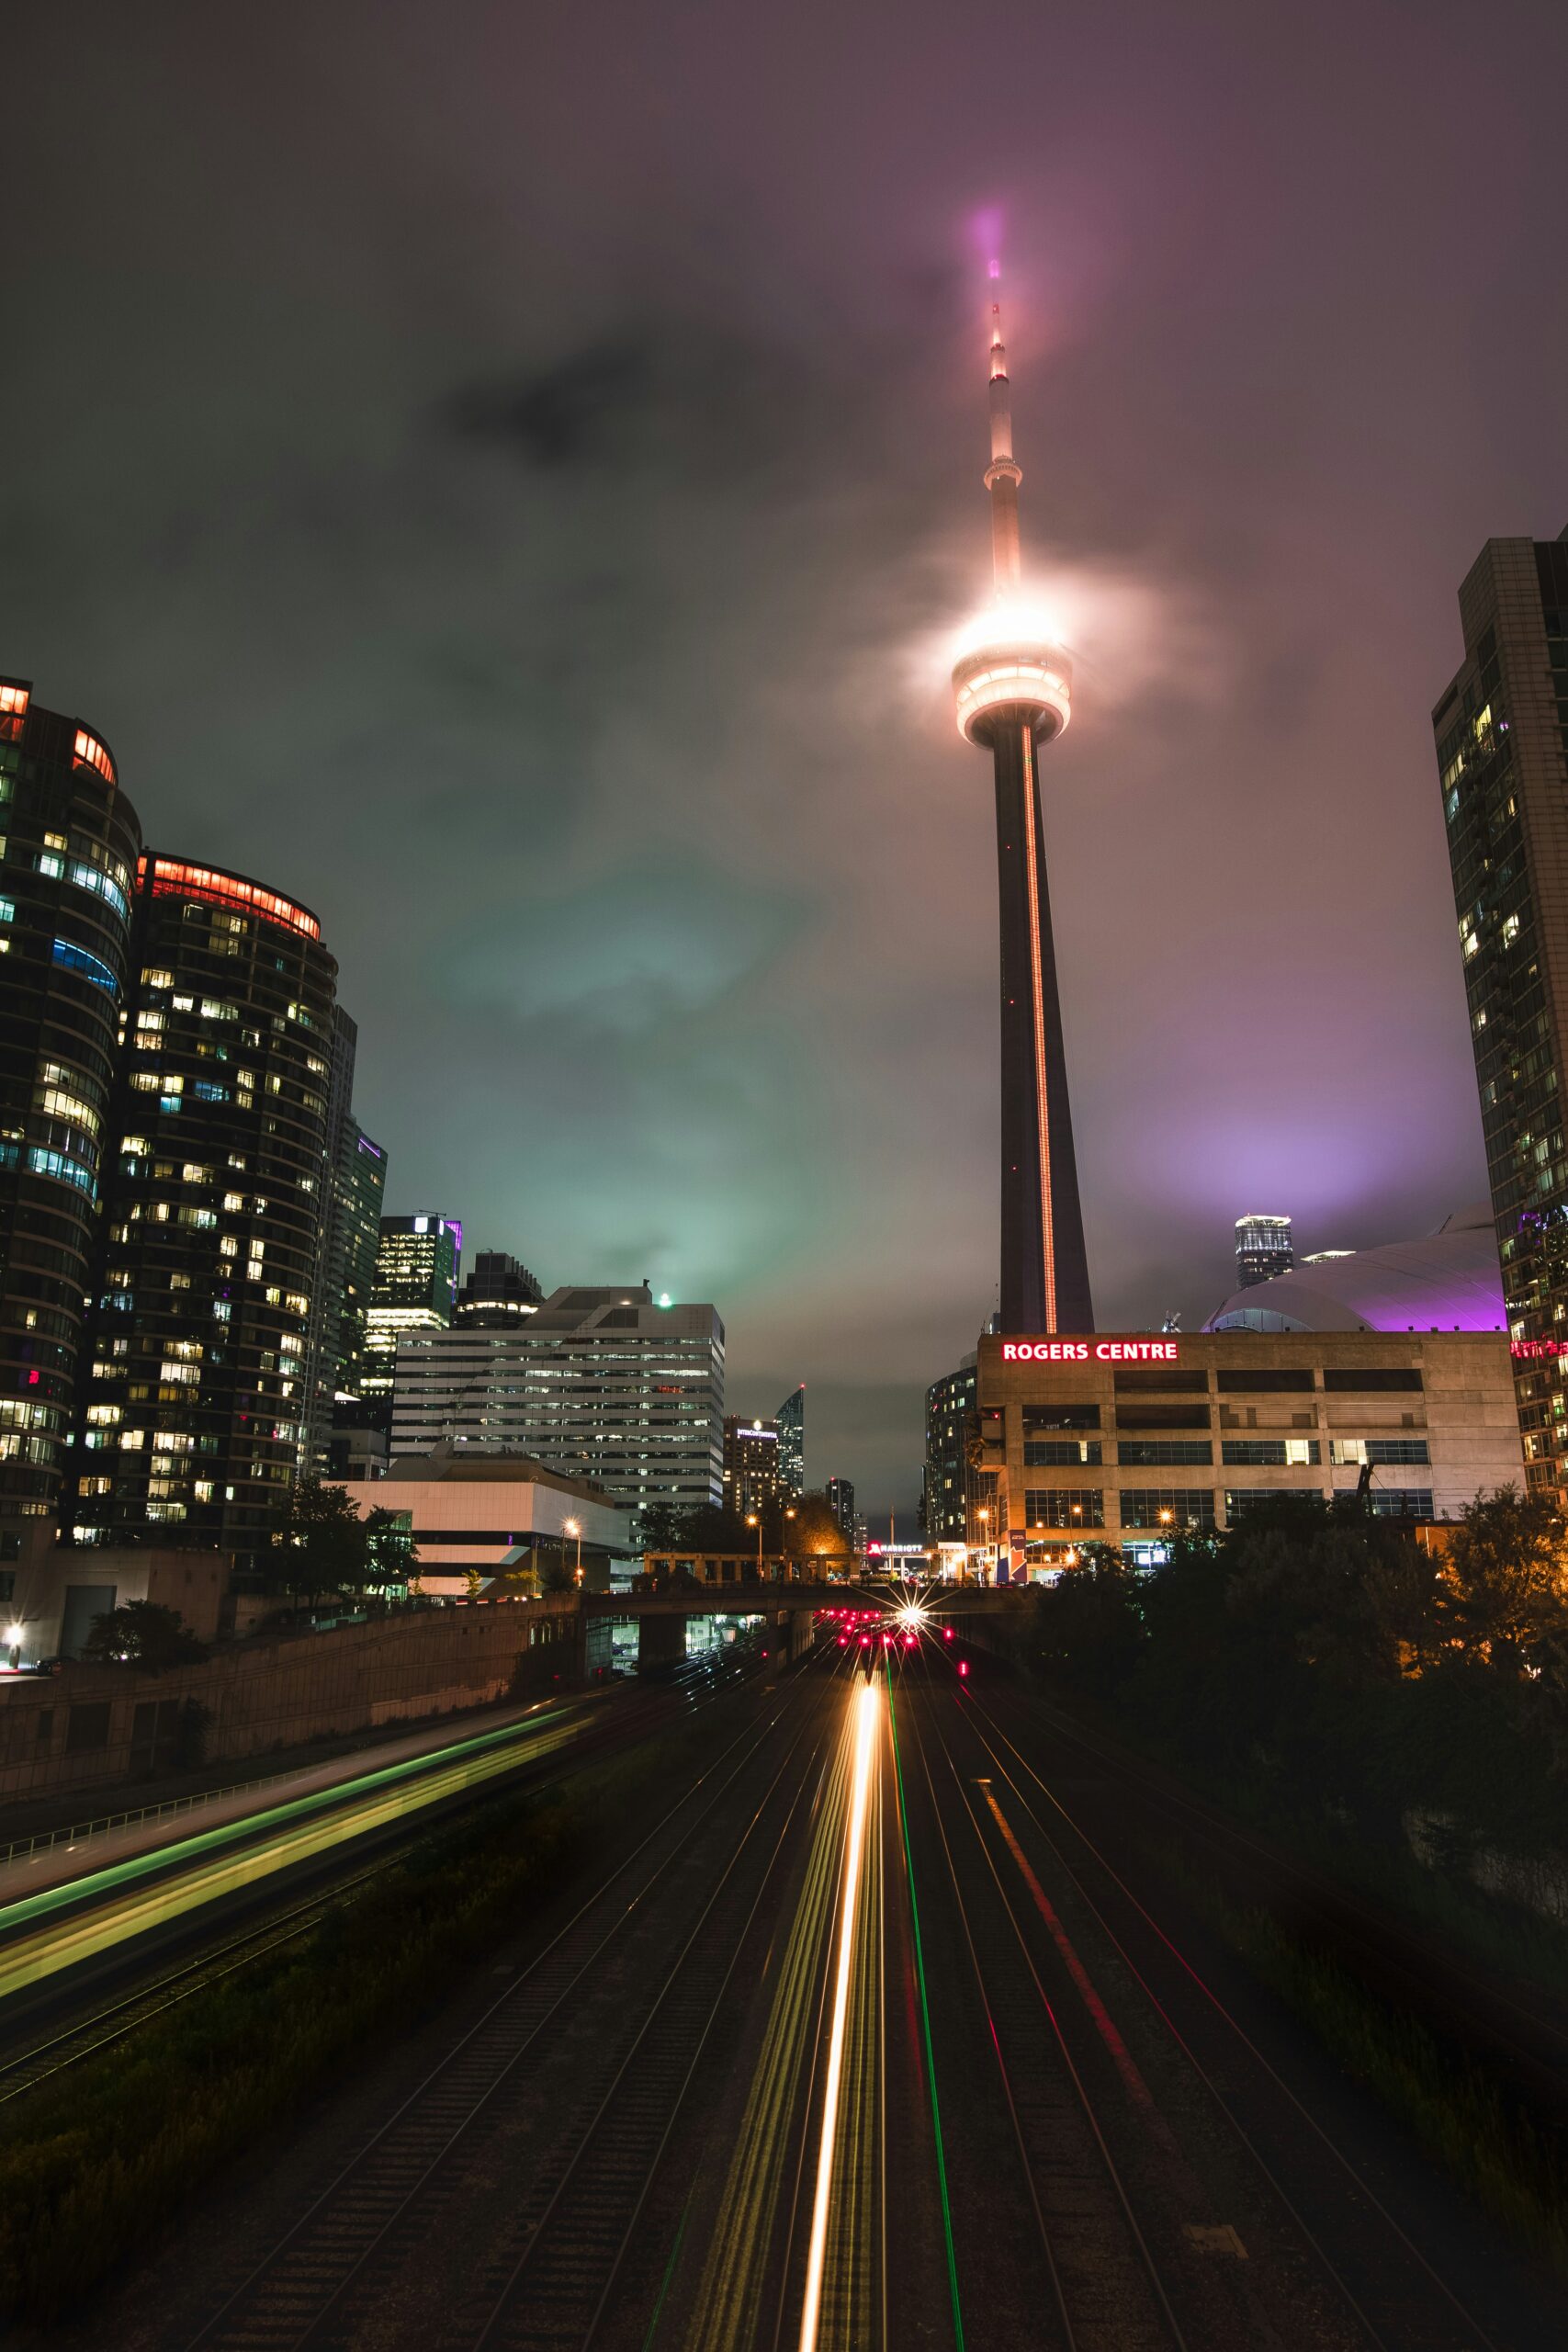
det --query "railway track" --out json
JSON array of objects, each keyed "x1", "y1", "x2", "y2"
[
  {"x1": 1027, "y1": 1694, "x2": 1568, "y2": 2103},
  {"x1": 175, "y1": 1681, "x2": 829, "y2": 2352},
  {"x1": 0, "y1": 1652, "x2": 764, "y2": 2115},
  {"x1": 0, "y1": 1855, "x2": 398, "y2": 2105},
  {"x1": 939, "y1": 1678, "x2": 1524, "y2": 2350}
]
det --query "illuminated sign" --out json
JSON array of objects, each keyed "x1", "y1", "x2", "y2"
[
  {"x1": 1511, "y1": 1339, "x2": 1568, "y2": 1361},
  {"x1": 1000, "y1": 1339, "x2": 1179, "y2": 1363}
]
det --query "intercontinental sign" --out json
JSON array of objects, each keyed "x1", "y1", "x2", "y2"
[{"x1": 999, "y1": 1339, "x2": 1179, "y2": 1363}]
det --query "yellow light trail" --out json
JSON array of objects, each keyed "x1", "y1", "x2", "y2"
[{"x1": 797, "y1": 1677, "x2": 879, "y2": 2352}]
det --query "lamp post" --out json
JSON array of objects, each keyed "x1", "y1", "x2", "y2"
[
  {"x1": 748, "y1": 1513, "x2": 762, "y2": 1574},
  {"x1": 564, "y1": 1516, "x2": 582, "y2": 1586},
  {"x1": 977, "y1": 1505, "x2": 990, "y2": 1584}
]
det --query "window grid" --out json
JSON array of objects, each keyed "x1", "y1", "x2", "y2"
[
  {"x1": 1119, "y1": 1487, "x2": 1215, "y2": 1531},
  {"x1": 1022, "y1": 1488, "x2": 1104, "y2": 1528}
]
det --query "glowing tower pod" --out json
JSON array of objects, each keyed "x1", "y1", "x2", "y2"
[{"x1": 952, "y1": 264, "x2": 1093, "y2": 1336}]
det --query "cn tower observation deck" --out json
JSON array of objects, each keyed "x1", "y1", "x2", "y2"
[{"x1": 953, "y1": 262, "x2": 1093, "y2": 1335}]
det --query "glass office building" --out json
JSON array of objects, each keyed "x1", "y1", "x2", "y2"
[
  {"x1": 1235, "y1": 1214, "x2": 1292, "y2": 1291},
  {"x1": 1435, "y1": 529, "x2": 1568, "y2": 1494},
  {"x1": 775, "y1": 1384, "x2": 806, "y2": 1498},
  {"x1": 362, "y1": 1215, "x2": 461, "y2": 1411},
  {"x1": 0, "y1": 681, "x2": 142, "y2": 1534},
  {"x1": 923, "y1": 1356, "x2": 978, "y2": 1542},
  {"x1": 73, "y1": 856, "x2": 339, "y2": 1550}
]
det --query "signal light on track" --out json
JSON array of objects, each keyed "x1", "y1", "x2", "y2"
[
  {"x1": 943, "y1": 1629, "x2": 953, "y2": 1641},
  {"x1": 958, "y1": 1661, "x2": 968, "y2": 1677}
]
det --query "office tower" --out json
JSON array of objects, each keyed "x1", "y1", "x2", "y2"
[
  {"x1": 826, "y1": 1475, "x2": 856, "y2": 1541},
  {"x1": 455, "y1": 1250, "x2": 544, "y2": 1326},
  {"x1": 73, "y1": 856, "x2": 338, "y2": 1550},
  {"x1": 950, "y1": 262, "x2": 1092, "y2": 1334},
  {"x1": 0, "y1": 681, "x2": 142, "y2": 1538},
  {"x1": 924, "y1": 1356, "x2": 978, "y2": 1542},
  {"x1": 391, "y1": 1283, "x2": 724, "y2": 1518},
  {"x1": 300, "y1": 1006, "x2": 387, "y2": 1461},
  {"x1": 722, "y1": 1414, "x2": 784, "y2": 1521},
  {"x1": 1435, "y1": 528, "x2": 1568, "y2": 1494},
  {"x1": 1235, "y1": 1213, "x2": 1293, "y2": 1291},
  {"x1": 362, "y1": 1215, "x2": 461, "y2": 1409},
  {"x1": 775, "y1": 1383, "x2": 805, "y2": 1498}
]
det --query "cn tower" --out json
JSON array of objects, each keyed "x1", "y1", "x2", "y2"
[{"x1": 952, "y1": 259, "x2": 1093, "y2": 1334}]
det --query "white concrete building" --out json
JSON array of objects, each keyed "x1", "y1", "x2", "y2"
[
  {"x1": 389, "y1": 1284, "x2": 723, "y2": 1519},
  {"x1": 333, "y1": 1445, "x2": 632, "y2": 1597}
]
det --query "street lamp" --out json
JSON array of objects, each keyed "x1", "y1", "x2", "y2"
[
  {"x1": 564, "y1": 1516, "x2": 582, "y2": 1585},
  {"x1": 747, "y1": 1512, "x2": 762, "y2": 1572}
]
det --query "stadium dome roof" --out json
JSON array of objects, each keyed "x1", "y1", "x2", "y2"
[{"x1": 1202, "y1": 1204, "x2": 1506, "y2": 1335}]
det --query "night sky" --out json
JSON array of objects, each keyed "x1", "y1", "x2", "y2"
[{"x1": 7, "y1": 3, "x2": 1567, "y2": 1518}]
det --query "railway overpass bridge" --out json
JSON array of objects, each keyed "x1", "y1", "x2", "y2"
[{"x1": 580, "y1": 1579, "x2": 1032, "y2": 1668}]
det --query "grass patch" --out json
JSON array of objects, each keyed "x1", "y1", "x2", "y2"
[
  {"x1": 0, "y1": 1675, "x2": 769, "y2": 2328},
  {"x1": 1158, "y1": 1854, "x2": 1568, "y2": 2277}
]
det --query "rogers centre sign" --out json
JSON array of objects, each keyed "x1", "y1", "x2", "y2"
[{"x1": 1000, "y1": 1339, "x2": 1179, "y2": 1363}]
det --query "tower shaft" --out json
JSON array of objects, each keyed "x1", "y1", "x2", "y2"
[{"x1": 991, "y1": 718, "x2": 1093, "y2": 1331}]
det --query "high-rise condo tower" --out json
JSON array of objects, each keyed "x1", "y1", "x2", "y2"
[{"x1": 952, "y1": 262, "x2": 1092, "y2": 1333}]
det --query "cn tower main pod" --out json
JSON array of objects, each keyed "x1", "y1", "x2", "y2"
[{"x1": 952, "y1": 260, "x2": 1094, "y2": 1334}]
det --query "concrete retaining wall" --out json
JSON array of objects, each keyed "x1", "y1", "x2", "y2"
[{"x1": 0, "y1": 1595, "x2": 582, "y2": 1805}]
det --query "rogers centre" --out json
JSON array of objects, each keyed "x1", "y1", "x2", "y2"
[
  {"x1": 1002, "y1": 1340, "x2": 1179, "y2": 1363},
  {"x1": 972, "y1": 1329, "x2": 1524, "y2": 1578}
]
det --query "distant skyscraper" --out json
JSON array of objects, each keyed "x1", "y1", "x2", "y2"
[
  {"x1": 0, "y1": 681, "x2": 141, "y2": 1539},
  {"x1": 722, "y1": 1414, "x2": 784, "y2": 1521},
  {"x1": 924, "y1": 1357, "x2": 977, "y2": 1542},
  {"x1": 363, "y1": 1215, "x2": 462, "y2": 1411},
  {"x1": 391, "y1": 1283, "x2": 724, "y2": 1518},
  {"x1": 1435, "y1": 529, "x2": 1568, "y2": 1494},
  {"x1": 455, "y1": 1250, "x2": 544, "y2": 1327},
  {"x1": 775, "y1": 1383, "x2": 805, "y2": 1498},
  {"x1": 826, "y1": 1476, "x2": 856, "y2": 1542},
  {"x1": 951, "y1": 264, "x2": 1092, "y2": 1333},
  {"x1": 1235, "y1": 1214, "x2": 1292, "y2": 1291},
  {"x1": 302, "y1": 1007, "x2": 386, "y2": 1462},
  {"x1": 73, "y1": 855, "x2": 338, "y2": 1550}
]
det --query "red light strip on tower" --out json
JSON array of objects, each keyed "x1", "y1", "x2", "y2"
[
  {"x1": 1019, "y1": 723, "x2": 1056, "y2": 1328},
  {"x1": 141, "y1": 859, "x2": 321, "y2": 940}
]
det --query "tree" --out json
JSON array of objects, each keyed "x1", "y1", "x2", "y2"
[
  {"x1": 265, "y1": 1476, "x2": 373, "y2": 1608},
  {"x1": 1029, "y1": 1548, "x2": 1143, "y2": 1694},
  {"x1": 1438, "y1": 1487, "x2": 1568, "y2": 1676},
  {"x1": 638, "y1": 1501, "x2": 684, "y2": 1551},
  {"x1": 82, "y1": 1600, "x2": 209, "y2": 1672},
  {"x1": 787, "y1": 1491, "x2": 852, "y2": 1568},
  {"x1": 364, "y1": 1507, "x2": 416, "y2": 1595}
]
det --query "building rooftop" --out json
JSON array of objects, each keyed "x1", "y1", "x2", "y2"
[
  {"x1": 380, "y1": 1444, "x2": 616, "y2": 1506},
  {"x1": 1204, "y1": 1204, "x2": 1505, "y2": 1335}
]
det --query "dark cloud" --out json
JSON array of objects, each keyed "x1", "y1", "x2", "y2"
[
  {"x1": 5, "y1": 0, "x2": 1565, "y2": 1520},
  {"x1": 443, "y1": 340, "x2": 654, "y2": 469}
]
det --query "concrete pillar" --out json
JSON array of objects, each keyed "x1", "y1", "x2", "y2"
[{"x1": 637, "y1": 1611, "x2": 687, "y2": 1669}]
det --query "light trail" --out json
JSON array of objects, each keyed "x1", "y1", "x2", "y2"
[
  {"x1": 886, "y1": 1665, "x2": 966, "y2": 2350},
  {"x1": 796, "y1": 1678, "x2": 879, "y2": 2352},
  {"x1": 0, "y1": 1706, "x2": 584, "y2": 1999}
]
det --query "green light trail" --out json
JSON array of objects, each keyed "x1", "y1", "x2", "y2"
[
  {"x1": 0, "y1": 1702, "x2": 575, "y2": 1939},
  {"x1": 0, "y1": 1703, "x2": 582, "y2": 1997},
  {"x1": 885, "y1": 1666, "x2": 964, "y2": 2352}
]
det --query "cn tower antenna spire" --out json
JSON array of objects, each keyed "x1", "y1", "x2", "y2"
[
  {"x1": 985, "y1": 256, "x2": 1022, "y2": 590},
  {"x1": 951, "y1": 248, "x2": 1094, "y2": 1339}
]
